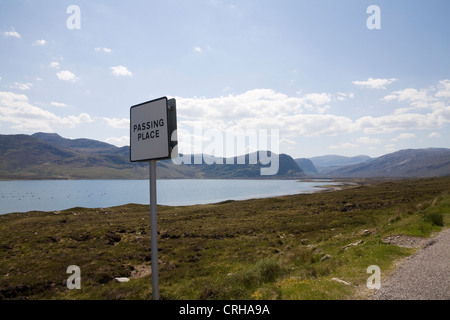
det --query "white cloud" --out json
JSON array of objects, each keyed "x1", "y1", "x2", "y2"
[
  {"x1": 353, "y1": 78, "x2": 397, "y2": 89},
  {"x1": 3, "y1": 31, "x2": 21, "y2": 39},
  {"x1": 50, "y1": 101, "x2": 67, "y2": 107},
  {"x1": 0, "y1": 91, "x2": 92, "y2": 132},
  {"x1": 385, "y1": 144, "x2": 397, "y2": 153},
  {"x1": 316, "y1": 105, "x2": 330, "y2": 114},
  {"x1": 11, "y1": 82, "x2": 33, "y2": 91},
  {"x1": 279, "y1": 138, "x2": 296, "y2": 145},
  {"x1": 178, "y1": 89, "x2": 338, "y2": 127},
  {"x1": 357, "y1": 136, "x2": 382, "y2": 144},
  {"x1": 356, "y1": 109, "x2": 450, "y2": 134},
  {"x1": 436, "y1": 79, "x2": 450, "y2": 98},
  {"x1": 383, "y1": 88, "x2": 429, "y2": 110},
  {"x1": 178, "y1": 89, "x2": 300, "y2": 122},
  {"x1": 177, "y1": 96, "x2": 355, "y2": 138},
  {"x1": 382, "y1": 81, "x2": 450, "y2": 125},
  {"x1": 104, "y1": 117, "x2": 129, "y2": 129},
  {"x1": 300, "y1": 93, "x2": 331, "y2": 114},
  {"x1": 428, "y1": 132, "x2": 441, "y2": 138},
  {"x1": 105, "y1": 136, "x2": 129, "y2": 147},
  {"x1": 95, "y1": 47, "x2": 112, "y2": 53},
  {"x1": 49, "y1": 61, "x2": 60, "y2": 69},
  {"x1": 111, "y1": 65, "x2": 132, "y2": 77},
  {"x1": 337, "y1": 92, "x2": 355, "y2": 101},
  {"x1": 177, "y1": 90, "x2": 354, "y2": 139},
  {"x1": 56, "y1": 70, "x2": 79, "y2": 83},
  {"x1": 391, "y1": 133, "x2": 416, "y2": 141},
  {"x1": 173, "y1": 82, "x2": 450, "y2": 144},
  {"x1": 329, "y1": 142, "x2": 357, "y2": 150},
  {"x1": 194, "y1": 45, "x2": 212, "y2": 54},
  {"x1": 303, "y1": 93, "x2": 331, "y2": 106},
  {"x1": 33, "y1": 39, "x2": 46, "y2": 46}
]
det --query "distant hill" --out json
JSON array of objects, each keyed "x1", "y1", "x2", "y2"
[
  {"x1": 0, "y1": 133, "x2": 148, "y2": 180},
  {"x1": 196, "y1": 152, "x2": 304, "y2": 178},
  {"x1": 0, "y1": 133, "x2": 304, "y2": 180},
  {"x1": 325, "y1": 148, "x2": 450, "y2": 178},
  {"x1": 309, "y1": 154, "x2": 372, "y2": 169},
  {"x1": 0, "y1": 134, "x2": 77, "y2": 170},
  {"x1": 294, "y1": 158, "x2": 318, "y2": 175},
  {"x1": 31, "y1": 132, "x2": 117, "y2": 153}
]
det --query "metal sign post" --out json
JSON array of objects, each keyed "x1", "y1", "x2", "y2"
[
  {"x1": 149, "y1": 160, "x2": 159, "y2": 300},
  {"x1": 130, "y1": 97, "x2": 177, "y2": 300}
]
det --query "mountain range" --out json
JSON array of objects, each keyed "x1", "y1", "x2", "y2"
[
  {"x1": 321, "y1": 148, "x2": 450, "y2": 178},
  {"x1": 0, "y1": 132, "x2": 449, "y2": 179},
  {"x1": 0, "y1": 133, "x2": 304, "y2": 179}
]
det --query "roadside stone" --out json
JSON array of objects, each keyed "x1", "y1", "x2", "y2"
[
  {"x1": 332, "y1": 277, "x2": 351, "y2": 286},
  {"x1": 313, "y1": 247, "x2": 323, "y2": 255},
  {"x1": 343, "y1": 239, "x2": 363, "y2": 250},
  {"x1": 320, "y1": 254, "x2": 331, "y2": 262}
]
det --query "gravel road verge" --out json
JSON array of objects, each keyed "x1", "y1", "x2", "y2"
[{"x1": 373, "y1": 228, "x2": 450, "y2": 300}]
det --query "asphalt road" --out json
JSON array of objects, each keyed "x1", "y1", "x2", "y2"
[{"x1": 373, "y1": 228, "x2": 450, "y2": 300}]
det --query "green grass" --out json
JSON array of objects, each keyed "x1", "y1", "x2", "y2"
[
  {"x1": 422, "y1": 193, "x2": 450, "y2": 227},
  {"x1": 1, "y1": 177, "x2": 449, "y2": 300}
]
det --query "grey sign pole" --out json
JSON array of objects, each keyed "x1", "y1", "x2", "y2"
[{"x1": 149, "y1": 159, "x2": 160, "y2": 300}]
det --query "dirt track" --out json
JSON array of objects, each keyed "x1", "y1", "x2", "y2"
[{"x1": 373, "y1": 228, "x2": 450, "y2": 300}]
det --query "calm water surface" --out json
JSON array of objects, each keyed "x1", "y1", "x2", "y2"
[{"x1": 0, "y1": 179, "x2": 336, "y2": 215}]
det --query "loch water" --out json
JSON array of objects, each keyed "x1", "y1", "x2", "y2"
[{"x1": 0, "y1": 179, "x2": 337, "y2": 215}]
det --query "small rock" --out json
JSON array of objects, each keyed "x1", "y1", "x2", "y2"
[
  {"x1": 313, "y1": 248, "x2": 323, "y2": 255},
  {"x1": 332, "y1": 277, "x2": 351, "y2": 286},
  {"x1": 320, "y1": 254, "x2": 331, "y2": 262},
  {"x1": 343, "y1": 240, "x2": 363, "y2": 250}
]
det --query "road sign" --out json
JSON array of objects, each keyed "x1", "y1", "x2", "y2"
[
  {"x1": 129, "y1": 96, "x2": 177, "y2": 300},
  {"x1": 130, "y1": 96, "x2": 177, "y2": 162}
]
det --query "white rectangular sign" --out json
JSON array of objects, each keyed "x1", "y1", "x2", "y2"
[{"x1": 130, "y1": 97, "x2": 170, "y2": 162}]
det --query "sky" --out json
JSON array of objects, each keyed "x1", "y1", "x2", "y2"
[{"x1": 0, "y1": 0, "x2": 450, "y2": 158}]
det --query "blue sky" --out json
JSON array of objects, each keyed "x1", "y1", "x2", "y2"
[{"x1": 1, "y1": 0, "x2": 449, "y2": 158}]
